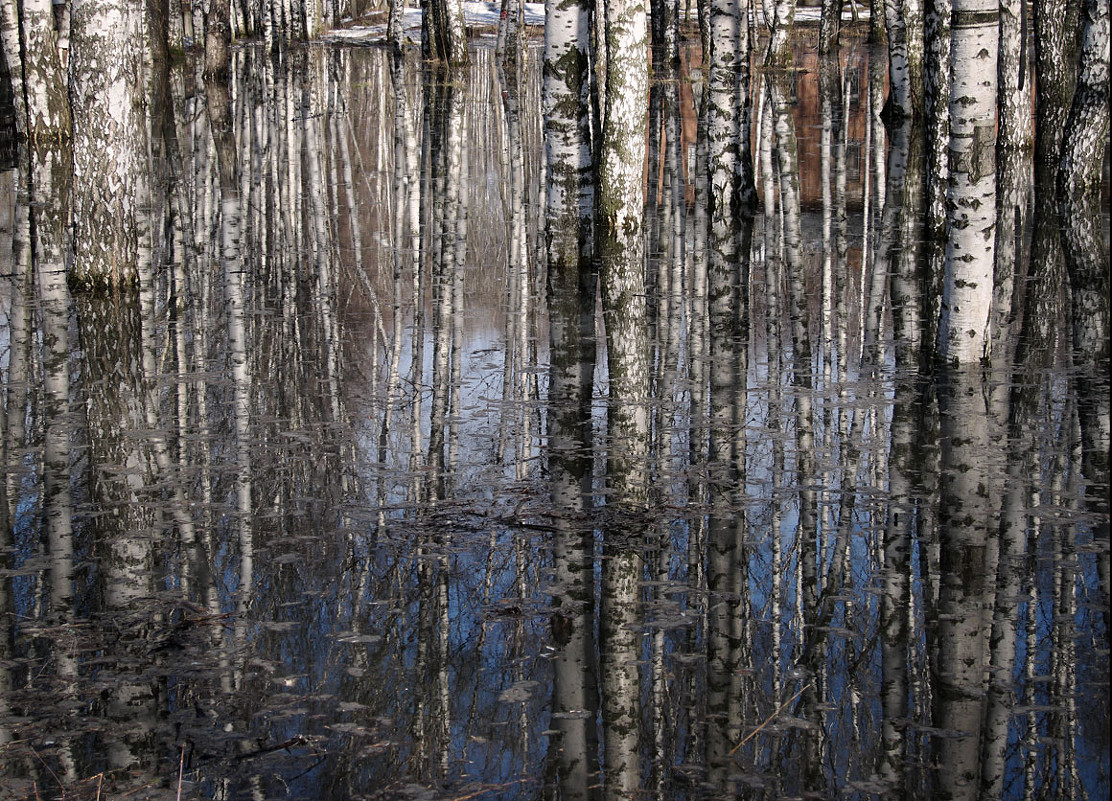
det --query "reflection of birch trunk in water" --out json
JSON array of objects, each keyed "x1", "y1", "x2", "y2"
[
  {"x1": 768, "y1": 62, "x2": 822, "y2": 792},
  {"x1": 980, "y1": 354, "x2": 1038, "y2": 799},
  {"x1": 70, "y1": 0, "x2": 149, "y2": 287},
  {"x1": 206, "y1": 68, "x2": 253, "y2": 680},
  {"x1": 2, "y1": 177, "x2": 30, "y2": 515},
  {"x1": 0, "y1": 519, "x2": 11, "y2": 747},
  {"x1": 932, "y1": 365, "x2": 1000, "y2": 801},
  {"x1": 937, "y1": 0, "x2": 997, "y2": 365},
  {"x1": 598, "y1": 3, "x2": 649, "y2": 796},
  {"x1": 34, "y1": 142, "x2": 77, "y2": 785},
  {"x1": 32, "y1": 142, "x2": 75, "y2": 635},
  {"x1": 79, "y1": 294, "x2": 162, "y2": 770},
  {"x1": 1058, "y1": 0, "x2": 1110, "y2": 622},
  {"x1": 879, "y1": 375, "x2": 915, "y2": 791},
  {"x1": 704, "y1": 212, "x2": 752, "y2": 792},
  {"x1": 545, "y1": 178, "x2": 599, "y2": 801},
  {"x1": 412, "y1": 66, "x2": 462, "y2": 777},
  {"x1": 414, "y1": 540, "x2": 453, "y2": 780},
  {"x1": 879, "y1": 255, "x2": 929, "y2": 789}
]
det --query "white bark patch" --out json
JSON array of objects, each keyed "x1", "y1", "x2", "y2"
[
  {"x1": 938, "y1": 0, "x2": 998, "y2": 364},
  {"x1": 70, "y1": 0, "x2": 149, "y2": 285}
]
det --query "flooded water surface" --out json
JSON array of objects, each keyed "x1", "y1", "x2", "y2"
[{"x1": 0, "y1": 32, "x2": 1109, "y2": 801}]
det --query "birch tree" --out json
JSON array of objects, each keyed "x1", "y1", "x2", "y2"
[
  {"x1": 767, "y1": 0, "x2": 794, "y2": 66},
  {"x1": 998, "y1": 0, "x2": 1031, "y2": 152},
  {"x1": 69, "y1": 0, "x2": 150, "y2": 287},
  {"x1": 1058, "y1": 0, "x2": 1110, "y2": 621},
  {"x1": 937, "y1": 0, "x2": 998, "y2": 365},
  {"x1": 206, "y1": 0, "x2": 232, "y2": 77},
  {"x1": 8, "y1": 0, "x2": 72, "y2": 139},
  {"x1": 1034, "y1": 0, "x2": 1080, "y2": 171},
  {"x1": 599, "y1": 0, "x2": 650, "y2": 481},
  {"x1": 819, "y1": 0, "x2": 844, "y2": 55},
  {"x1": 543, "y1": 0, "x2": 595, "y2": 396},
  {"x1": 423, "y1": 0, "x2": 469, "y2": 65},
  {"x1": 544, "y1": 20, "x2": 600, "y2": 774},
  {"x1": 597, "y1": 2, "x2": 650, "y2": 795},
  {"x1": 923, "y1": 0, "x2": 950, "y2": 241},
  {"x1": 707, "y1": 0, "x2": 756, "y2": 239},
  {"x1": 884, "y1": 0, "x2": 924, "y2": 120}
]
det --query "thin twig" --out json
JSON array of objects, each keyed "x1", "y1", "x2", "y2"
[
  {"x1": 177, "y1": 743, "x2": 186, "y2": 801},
  {"x1": 728, "y1": 681, "x2": 813, "y2": 756}
]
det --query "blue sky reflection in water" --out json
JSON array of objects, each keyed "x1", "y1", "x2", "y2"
[{"x1": 0, "y1": 33, "x2": 1109, "y2": 801}]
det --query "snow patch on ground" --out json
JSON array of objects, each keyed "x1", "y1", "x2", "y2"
[
  {"x1": 323, "y1": 2, "x2": 869, "y2": 45},
  {"x1": 325, "y1": 2, "x2": 546, "y2": 44}
]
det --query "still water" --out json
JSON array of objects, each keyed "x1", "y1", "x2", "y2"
[{"x1": 0, "y1": 33, "x2": 1108, "y2": 801}]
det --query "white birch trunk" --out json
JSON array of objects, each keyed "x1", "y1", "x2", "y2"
[
  {"x1": 937, "y1": 0, "x2": 997, "y2": 365},
  {"x1": 598, "y1": 3, "x2": 649, "y2": 795},
  {"x1": 1058, "y1": 0, "x2": 1110, "y2": 622},
  {"x1": 767, "y1": 0, "x2": 794, "y2": 66},
  {"x1": 424, "y1": 0, "x2": 469, "y2": 65},
  {"x1": 544, "y1": 6, "x2": 600, "y2": 778},
  {"x1": 998, "y1": 0, "x2": 1031, "y2": 152},
  {"x1": 70, "y1": 0, "x2": 149, "y2": 287},
  {"x1": 599, "y1": 0, "x2": 650, "y2": 491},
  {"x1": 34, "y1": 143, "x2": 75, "y2": 625},
  {"x1": 884, "y1": 0, "x2": 924, "y2": 119},
  {"x1": 0, "y1": 1, "x2": 26, "y2": 132},
  {"x1": 16, "y1": 0, "x2": 72, "y2": 139}
]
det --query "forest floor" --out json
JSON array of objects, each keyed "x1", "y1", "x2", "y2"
[{"x1": 323, "y1": 1, "x2": 871, "y2": 46}]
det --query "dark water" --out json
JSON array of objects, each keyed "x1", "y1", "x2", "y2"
[{"x1": 0, "y1": 35, "x2": 1109, "y2": 801}]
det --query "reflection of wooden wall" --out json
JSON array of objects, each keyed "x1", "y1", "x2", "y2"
[
  {"x1": 665, "y1": 26, "x2": 876, "y2": 212},
  {"x1": 788, "y1": 27, "x2": 873, "y2": 211}
]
